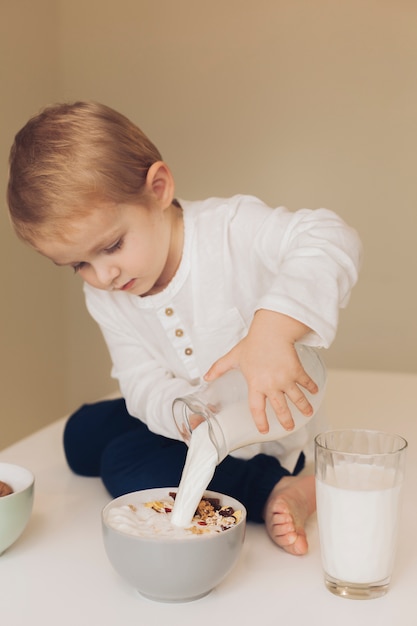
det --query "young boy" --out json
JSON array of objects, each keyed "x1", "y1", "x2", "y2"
[{"x1": 7, "y1": 101, "x2": 362, "y2": 555}]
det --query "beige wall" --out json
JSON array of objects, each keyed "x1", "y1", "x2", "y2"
[
  {"x1": 1, "y1": 1, "x2": 66, "y2": 448},
  {"x1": 0, "y1": 0, "x2": 118, "y2": 449},
  {"x1": 2, "y1": 1, "x2": 416, "y2": 448}
]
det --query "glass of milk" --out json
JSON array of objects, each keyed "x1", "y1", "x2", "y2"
[{"x1": 315, "y1": 429, "x2": 407, "y2": 600}]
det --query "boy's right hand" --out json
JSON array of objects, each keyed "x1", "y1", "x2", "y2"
[{"x1": 204, "y1": 310, "x2": 318, "y2": 433}]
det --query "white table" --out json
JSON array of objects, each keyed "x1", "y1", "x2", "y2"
[{"x1": 1, "y1": 369, "x2": 416, "y2": 626}]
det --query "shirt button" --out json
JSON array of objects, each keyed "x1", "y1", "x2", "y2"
[
  {"x1": 165, "y1": 307, "x2": 174, "y2": 316},
  {"x1": 175, "y1": 329, "x2": 184, "y2": 337},
  {"x1": 184, "y1": 347, "x2": 193, "y2": 356}
]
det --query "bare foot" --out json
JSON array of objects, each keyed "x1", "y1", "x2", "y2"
[{"x1": 263, "y1": 475, "x2": 316, "y2": 555}]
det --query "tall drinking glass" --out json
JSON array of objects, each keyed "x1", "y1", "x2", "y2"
[{"x1": 315, "y1": 429, "x2": 407, "y2": 600}]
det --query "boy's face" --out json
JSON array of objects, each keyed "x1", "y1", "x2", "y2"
[{"x1": 36, "y1": 201, "x2": 183, "y2": 297}]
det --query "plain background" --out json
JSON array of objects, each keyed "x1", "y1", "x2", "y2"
[{"x1": 1, "y1": 0, "x2": 416, "y2": 448}]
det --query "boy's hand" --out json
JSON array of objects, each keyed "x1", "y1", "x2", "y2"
[{"x1": 204, "y1": 310, "x2": 318, "y2": 434}]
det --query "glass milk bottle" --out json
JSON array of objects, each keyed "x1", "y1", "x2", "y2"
[{"x1": 172, "y1": 344, "x2": 327, "y2": 464}]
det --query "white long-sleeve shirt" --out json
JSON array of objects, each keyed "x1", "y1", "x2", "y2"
[{"x1": 84, "y1": 195, "x2": 362, "y2": 468}]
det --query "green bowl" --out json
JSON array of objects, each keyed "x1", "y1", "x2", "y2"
[{"x1": 0, "y1": 462, "x2": 34, "y2": 555}]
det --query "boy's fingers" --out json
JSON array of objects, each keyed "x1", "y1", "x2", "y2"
[
  {"x1": 286, "y1": 383, "x2": 314, "y2": 416},
  {"x1": 294, "y1": 395, "x2": 314, "y2": 416},
  {"x1": 299, "y1": 373, "x2": 318, "y2": 394},
  {"x1": 248, "y1": 390, "x2": 270, "y2": 434},
  {"x1": 189, "y1": 414, "x2": 205, "y2": 430},
  {"x1": 249, "y1": 390, "x2": 296, "y2": 434},
  {"x1": 268, "y1": 392, "x2": 295, "y2": 431},
  {"x1": 204, "y1": 347, "x2": 238, "y2": 381}
]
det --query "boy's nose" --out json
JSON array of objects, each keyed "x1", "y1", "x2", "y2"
[{"x1": 94, "y1": 263, "x2": 120, "y2": 288}]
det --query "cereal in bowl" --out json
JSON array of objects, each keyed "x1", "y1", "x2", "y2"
[{"x1": 105, "y1": 492, "x2": 242, "y2": 539}]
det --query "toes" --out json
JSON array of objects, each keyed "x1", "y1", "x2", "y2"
[
  {"x1": 273, "y1": 530, "x2": 298, "y2": 546},
  {"x1": 263, "y1": 475, "x2": 315, "y2": 556},
  {"x1": 270, "y1": 511, "x2": 293, "y2": 525},
  {"x1": 273, "y1": 530, "x2": 308, "y2": 555},
  {"x1": 268, "y1": 499, "x2": 292, "y2": 520},
  {"x1": 283, "y1": 538, "x2": 308, "y2": 556},
  {"x1": 287, "y1": 533, "x2": 308, "y2": 555},
  {"x1": 271, "y1": 521, "x2": 296, "y2": 536}
]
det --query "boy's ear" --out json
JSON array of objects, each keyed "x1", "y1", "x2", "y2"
[{"x1": 144, "y1": 161, "x2": 175, "y2": 208}]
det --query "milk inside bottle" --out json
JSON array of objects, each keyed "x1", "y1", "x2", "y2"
[
  {"x1": 173, "y1": 344, "x2": 326, "y2": 463},
  {"x1": 171, "y1": 344, "x2": 326, "y2": 527}
]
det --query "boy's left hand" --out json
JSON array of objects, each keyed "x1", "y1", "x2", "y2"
[{"x1": 204, "y1": 310, "x2": 318, "y2": 434}]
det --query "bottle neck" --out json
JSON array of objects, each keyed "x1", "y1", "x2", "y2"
[
  {"x1": 172, "y1": 394, "x2": 228, "y2": 464},
  {"x1": 206, "y1": 415, "x2": 228, "y2": 463}
]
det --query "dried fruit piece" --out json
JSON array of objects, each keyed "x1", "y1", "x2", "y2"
[
  {"x1": 0, "y1": 480, "x2": 13, "y2": 497},
  {"x1": 142, "y1": 493, "x2": 242, "y2": 534},
  {"x1": 219, "y1": 506, "x2": 234, "y2": 517}
]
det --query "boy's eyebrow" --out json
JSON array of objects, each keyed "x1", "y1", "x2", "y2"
[{"x1": 48, "y1": 230, "x2": 122, "y2": 267}]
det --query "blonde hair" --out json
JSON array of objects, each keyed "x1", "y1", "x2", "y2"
[{"x1": 7, "y1": 101, "x2": 162, "y2": 245}]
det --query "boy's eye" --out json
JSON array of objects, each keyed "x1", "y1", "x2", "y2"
[
  {"x1": 71, "y1": 238, "x2": 123, "y2": 273},
  {"x1": 105, "y1": 238, "x2": 123, "y2": 254},
  {"x1": 72, "y1": 262, "x2": 86, "y2": 273}
]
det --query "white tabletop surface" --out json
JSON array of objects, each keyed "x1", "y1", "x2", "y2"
[{"x1": 1, "y1": 369, "x2": 416, "y2": 626}]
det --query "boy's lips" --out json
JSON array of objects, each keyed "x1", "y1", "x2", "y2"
[{"x1": 119, "y1": 279, "x2": 136, "y2": 291}]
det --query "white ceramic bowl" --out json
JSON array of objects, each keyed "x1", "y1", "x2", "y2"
[
  {"x1": 0, "y1": 462, "x2": 35, "y2": 555},
  {"x1": 102, "y1": 487, "x2": 246, "y2": 602}
]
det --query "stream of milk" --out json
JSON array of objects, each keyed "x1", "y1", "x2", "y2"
[{"x1": 171, "y1": 421, "x2": 218, "y2": 527}]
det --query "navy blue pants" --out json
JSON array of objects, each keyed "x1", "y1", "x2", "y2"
[{"x1": 63, "y1": 398, "x2": 304, "y2": 523}]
